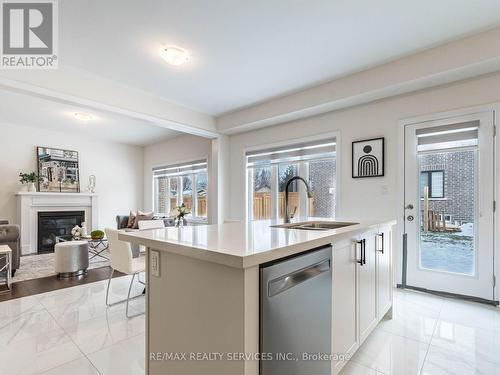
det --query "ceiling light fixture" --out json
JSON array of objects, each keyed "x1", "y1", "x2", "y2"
[
  {"x1": 160, "y1": 45, "x2": 190, "y2": 66},
  {"x1": 74, "y1": 112, "x2": 94, "y2": 121}
]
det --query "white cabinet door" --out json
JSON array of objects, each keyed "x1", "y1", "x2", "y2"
[
  {"x1": 357, "y1": 230, "x2": 378, "y2": 344},
  {"x1": 332, "y1": 237, "x2": 359, "y2": 375},
  {"x1": 377, "y1": 227, "x2": 393, "y2": 318}
]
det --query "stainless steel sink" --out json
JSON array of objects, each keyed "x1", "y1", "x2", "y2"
[{"x1": 271, "y1": 221, "x2": 358, "y2": 231}]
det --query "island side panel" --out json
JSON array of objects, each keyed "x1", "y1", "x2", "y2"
[{"x1": 147, "y1": 248, "x2": 259, "y2": 375}]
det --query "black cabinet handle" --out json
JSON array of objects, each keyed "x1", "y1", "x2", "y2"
[
  {"x1": 356, "y1": 240, "x2": 363, "y2": 266},
  {"x1": 376, "y1": 233, "x2": 384, "y2": 254},
  {"x1": 362, "y1": 238, "x2": 366, "y2": 265}
]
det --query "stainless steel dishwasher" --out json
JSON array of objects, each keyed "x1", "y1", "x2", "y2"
[{"x1": 260, "y1": 245, "x2": 332, "y2": 375}]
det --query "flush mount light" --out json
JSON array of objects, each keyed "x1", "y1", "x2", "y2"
[
  {"x1": 74, "y1": 112, "x2": 94, "y2": 121},
  {"x1": 159, "y1": 45, "x2": 190, "y2": 66}
]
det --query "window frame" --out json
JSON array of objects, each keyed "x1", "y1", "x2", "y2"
[
  {"x1": 244, "y1": 132, "x2": 340, "y2": 222},
  {"x1": 420, "y1": 170, "x2": 445, "y2": 198},
  {"x1": 152, "y1": 160, "x2": 208, "y2": 222}
]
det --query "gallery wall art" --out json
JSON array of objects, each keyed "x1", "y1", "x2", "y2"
[
  {"x1": 352, "y1": 137, "x2": 385, "y2": 178},
  {"x1": 37, "y1": 147, "x2": 80, "y2": 192}
]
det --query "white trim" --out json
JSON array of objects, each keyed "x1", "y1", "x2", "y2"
[
  {"x1": 17, "y1": 193, "x2": 98, "y2": 255},
  {"x1": 247, "y1": 169, "x2": 254, "y2": 221},
  {"x1": 271, "y1": 165, "x2": 278, "y2": 219},
  {"x1": 298, "y1": 162, "x2": 308, "y2": 217},
  {"x1": 193, "y1": 174, "x2": 198, "y2": 218}
]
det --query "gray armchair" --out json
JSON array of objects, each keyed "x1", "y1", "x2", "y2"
[{"x1": 0, "y1": 220, "x2": 20, "y2": 276}]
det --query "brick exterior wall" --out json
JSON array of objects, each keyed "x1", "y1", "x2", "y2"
[
  {"x1": 419, "y1": 150, "x2": 475, "y2": 223},
  {"x1": 309, "y1": 159, "x2": 336, "y2": 217},
  {"x1": 157, "y1": 178, "x2": 168, "y2": 214}
]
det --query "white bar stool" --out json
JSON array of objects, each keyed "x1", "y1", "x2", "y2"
[{"x1": 0, "y1": 245, "x2": 12, "y2": 294}]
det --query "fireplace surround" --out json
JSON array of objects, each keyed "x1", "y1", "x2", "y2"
[{"x1": 17, "y1": 192, "x2": 98, "y2": 255}]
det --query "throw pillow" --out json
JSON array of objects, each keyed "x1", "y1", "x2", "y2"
[
  {"x1": 133, "y1": 210, "x2": 154, "y2": 229},
  {"x1": 126, "y1": 211, "x2": 136, "y2": 228}
]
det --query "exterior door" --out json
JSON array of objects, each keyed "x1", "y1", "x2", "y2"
[{"x1": 404, "y1": 112, "x2": 495, "y2": 301}]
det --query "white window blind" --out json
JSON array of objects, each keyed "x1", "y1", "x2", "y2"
[
  {"x1": 246, "y1": 139, "x2": 336, "y2": 167},
  {"x1": 417, "y1": 121, "x2": 479, "y2": 152},
  {"x1": 153, "y1": 160, "x2": 207, "y2": 178}
]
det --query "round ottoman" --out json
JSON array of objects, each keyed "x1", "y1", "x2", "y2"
[{"x1": 54, "y1": 241, "x2": 89, "y2": 278}]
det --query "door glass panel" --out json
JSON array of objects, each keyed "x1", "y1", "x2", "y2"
[
  {"x1": 418, "y1": 148, "x2": 476, "y2": 275},
  {"x1": 278, "y1": 164, "x2": 299, "y2": 218},
  {"x1": 252, "y1": 167, "x2": 272, "y2": 220}
]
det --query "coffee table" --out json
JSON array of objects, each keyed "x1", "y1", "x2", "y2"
[{"x1": 56, "y1": 235, "x2": 109, "y2": 261}]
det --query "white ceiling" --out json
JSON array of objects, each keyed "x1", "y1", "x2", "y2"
[
  {"x1": 59, "y1": 0, "x2": 500, "y2": 115},
  {"x1": 0, "y1": 89, "x2": 181, "y2": 146}
]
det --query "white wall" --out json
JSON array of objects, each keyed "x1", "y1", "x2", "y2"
[
  {"x1": 217, "y1": 27, "x2": 500, "y2": 133},
  {"x1": 143, "y1": 134, "x2": 212, "y2": 212},
  {"x1": 228, "y1": 72, "x2": 500, "y2": 222},
  {"x1": 0, "y1": 122, "x2": 144, "y2": 229}
]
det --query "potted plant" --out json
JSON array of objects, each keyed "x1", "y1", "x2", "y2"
[
  {"x1": 175, "y1": 203, "x2": 190, "y2": 227},
  {"x1": 19, "y1": 172, "x2": 39, "y2": 192},
  {"x1": 90, "y1": 230, "x2": 105, "y2": 240}
]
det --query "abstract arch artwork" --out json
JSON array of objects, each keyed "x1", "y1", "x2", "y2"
[{"x1": 352, "y1": 138, "x2": 384, "y2": 178}]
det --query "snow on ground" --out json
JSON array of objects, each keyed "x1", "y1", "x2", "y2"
[{"x1": 420, "y1": 231, "x2": 474, "y2": 275}]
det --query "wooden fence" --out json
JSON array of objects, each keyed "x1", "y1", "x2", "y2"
[
  {"x1": 170, "y1": 196, "x2": 207, "y2": 217},
  {"x1": 253, "y1": 192, "x2": 315, "y2": 220},
  {"x1": 422, "y1": 186, "x2": 459, "y2": 233}
]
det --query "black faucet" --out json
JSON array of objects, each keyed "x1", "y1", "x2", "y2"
[{"x1": 284, "y1": 176, "x2": 313, "y2": 223}]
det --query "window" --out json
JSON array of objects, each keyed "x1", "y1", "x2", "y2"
[
  {"x1": 246, "y1": 138, "x2": 337, "y2": 221},
  {"x1": 196, "y1": 172, "x2": 208, "y2": 217},
  {"x1": 420, "y1": 170, "x2": 444, "y2": 198},
  {"x1": 153, "y1": 160, "x2": 208, "y2": 220},
  {"x1": 252, "y1": 166, "x2": 271, "y2": 219}
]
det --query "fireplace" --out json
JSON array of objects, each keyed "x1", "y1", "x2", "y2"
[{"x1": 37, "y1": 211, "x2": 85, "y2": 253}]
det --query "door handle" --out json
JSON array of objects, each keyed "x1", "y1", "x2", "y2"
[
  {"x1": 356, "y1": 240, "x2": 363, "y2": 266},
  {"x1": 405, "y1": 204, "x2": 414, "y2": 210},
  {"x1": 362, "y1": 238, "x2": 366, "y2": 265},
  {"x1": 376, "y1": 233, "x2": 384, "y2": 253},
  {"x1": 267, "y1": 259, "x2": 331, "y2": 297}
]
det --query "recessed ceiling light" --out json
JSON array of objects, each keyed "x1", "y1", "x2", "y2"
[
  {"x1": 159, "y1": 45, "x2": 190, "y2": 66},
  {"x1": 74, "y1": 112, "x2": 94, "y2": 121}
]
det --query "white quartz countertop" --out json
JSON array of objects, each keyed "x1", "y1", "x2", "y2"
[{"x1": 119, "y1": 217, "x2": 396, "y2": 269}]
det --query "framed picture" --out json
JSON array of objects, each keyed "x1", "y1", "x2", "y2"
[
  {"x1": 37, "y1": 147, "x2": 80, "y2": 192},
  {"x1": 352, "y1": 137, "x2": 384, "y2": 178}
]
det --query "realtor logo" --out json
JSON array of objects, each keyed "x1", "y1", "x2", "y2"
[{"x1": 1, "y1": 0, "x2": 58, "y2": 68}]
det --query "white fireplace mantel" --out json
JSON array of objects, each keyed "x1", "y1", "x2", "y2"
[{"x1": 16, "y1": 192, "x2": 98, "y2": 255}]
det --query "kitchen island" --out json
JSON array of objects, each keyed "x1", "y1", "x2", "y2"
[{"x1": 119, "y1": 218, "x2": 396, "y2": 375}]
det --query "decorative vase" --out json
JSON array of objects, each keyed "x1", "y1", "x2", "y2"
[
  {"x1": 28, "y1": 182, "x2": 36, "y2": 192},
  {"x1": 88, "y1": 175, "x2": 96, "y2": 194},
  {"x1": 20, "y1": 184, "x2": 28, "y2": 192},
  {"x1": 81, "y1": 222, "x2": 88, "y2": 237}
]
